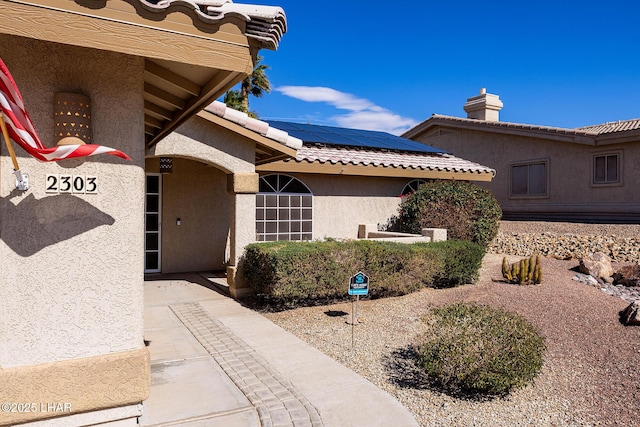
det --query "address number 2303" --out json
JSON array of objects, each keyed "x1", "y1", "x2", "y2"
[{"x1": 46, "y1": 174, "x2": 98, "y2": 194}]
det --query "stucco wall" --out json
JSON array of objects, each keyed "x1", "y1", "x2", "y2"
[
  {"x1": 152, "y1": 166, "x2": 412, "y2": 267},
  {"x1": 275, "y1": 173, "x2": 409, "y2": 239},
  {"x1": 146, "y1": 158, "x2": 231, "y2": 273},
  {"x1": 418, "y1": 128, "x2": 640, "y2": 219},
  {"x1": 0, "y1": 37, "x2": 145, "y2": 367},
  {"x1": 152, "y1": 116, "x2": 255, "y2": 174},
  {"x1": 146, "y1": 116, "x2": 261, "y2": 273}
]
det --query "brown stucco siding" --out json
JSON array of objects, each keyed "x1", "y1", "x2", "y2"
[
  {"x1": 418, "y1": 128, "x2": 640, "y2": 219},
  {"x1": 0, "y1": 36, "x2": 146, "y2": 367},
  {"x1": 278, "y1": 173, "x2": 408, "y2": 239}
]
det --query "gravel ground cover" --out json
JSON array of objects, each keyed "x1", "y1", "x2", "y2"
[
  {"x1": 262, "y1": 223, "x2": 640, "y2": 427},
  {"x1": 489, "y1": 221, "x2": 640, "y2": 263}
]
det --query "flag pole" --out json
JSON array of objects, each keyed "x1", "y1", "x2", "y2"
[
  {"x1": 0, "y1": 111, "x2": 21, "y2": 171},
  {"x1": 0, "y1": 111, "x2": 28, "y2": 191}
]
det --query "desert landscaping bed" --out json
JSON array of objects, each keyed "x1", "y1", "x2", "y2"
[{"x1": 262, "y1": 222, "x2": 640, "y2": 426}]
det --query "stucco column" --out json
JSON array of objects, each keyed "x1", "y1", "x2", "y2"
[{"x1": 226, "y1": 173, "x2": 258, "y2": 298}]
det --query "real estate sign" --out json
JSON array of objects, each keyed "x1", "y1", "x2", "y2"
[{"x1": 348, "y1": 271, "x2": 369, "y2": 296}]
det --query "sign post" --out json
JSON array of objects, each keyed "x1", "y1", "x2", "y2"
[{"x1": 347, "y1": 272, "x2": 369, "y2": 346}]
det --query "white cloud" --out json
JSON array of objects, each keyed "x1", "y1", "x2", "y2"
[
  {"x1": 276, "y1": 86, "x2": 417, "y2": 135},
  {"x1": 333, "y1": 111, "x2": 417, "y2": 135}
]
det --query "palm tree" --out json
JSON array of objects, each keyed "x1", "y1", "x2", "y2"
[
  {"x1": 224, "y1": 56, "x2": 271, "y2": 118},
  {"x1": 223, "y1": 90, "x2": 244, "y2": 112}
]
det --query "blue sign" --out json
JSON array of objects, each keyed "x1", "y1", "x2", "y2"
[{"x1": 349, "y1": 272, "x2": 369, "y2": 296}]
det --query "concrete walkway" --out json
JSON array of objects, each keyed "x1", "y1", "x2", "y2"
[{"x1": 140, "y1": 274, "x2": 419, "y2": 427}]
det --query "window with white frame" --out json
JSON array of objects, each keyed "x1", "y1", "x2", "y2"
[
  {"x1": 401, "y1": 179, "x2": 427, "y2": 196},
  {"x1": 510, "y1": 160, "x2": 548, "y2": 197},
  {"x1": 256, "y1": 174, "x2": 313, "y2": 241},
  {"x1": 593, "y1": 152, "x2": 621, "y2": 185},
  {"x1": 144, "y1": 174, "x2": 161, "y2": 273}
]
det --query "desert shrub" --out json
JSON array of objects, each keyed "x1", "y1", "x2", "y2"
[
  {"x1": 398, "y1": 180, "x2": 502, "y2": 247},
  {"x1": 418, "y1": 303, "x2": 545, "y2": 396},
  {"x1": 241, "y1": 239, "x2": 483, "y2": 307}
]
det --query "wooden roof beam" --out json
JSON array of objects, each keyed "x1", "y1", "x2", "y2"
[
  {"x1": 145, "y1": 61, "x2": 200, "y2": 97},
  {"x1": 144, "y1": 83, "x2": 187, "y2": 110},
  {"x1": 144, "y1": 101, "x2": 173, "y2": 121},
  {"x1": 148, "y1": 70, "x2": 244, "y2": 146}
]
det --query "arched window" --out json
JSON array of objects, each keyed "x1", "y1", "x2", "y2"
[
  {"x1": 256, "y1": 174, "x2": 313, "y2": 241},
  {"x1": 401, "y1": 179, "x2": 427, "y2": 196}
]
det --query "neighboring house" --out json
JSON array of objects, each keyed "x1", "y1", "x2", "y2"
[
  {"x1": 0, "y1": 0, "x2": 286, "y2": 425},
  {"x1": 403, "y1": 89, "x2": 640, "y2": 222},
  {"x1": 146, "y1": 101, "x2": 495, "y2": 295}
]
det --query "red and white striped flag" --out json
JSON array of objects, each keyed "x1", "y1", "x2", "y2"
[{"x1": 0, "y1": 58, "x2": 130, "y2": 162}]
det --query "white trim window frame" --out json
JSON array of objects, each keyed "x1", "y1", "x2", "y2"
[
  {"x1": 509, "y1": 159, "x2": 549, "y2": 199},
  {"x1": 401, "y1": 179, "x2": 428, "y2": 196},
  {"x1": 256, "y1": 174, "x2": 313, "y2": 242},
  {"x1": 144, "y1": 173, "x2": 162, "y2": 273},
  {"x1": 592, "y1": 150, "x2": 623, "y2": 187}
]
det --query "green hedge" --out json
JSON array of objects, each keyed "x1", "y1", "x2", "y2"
[
  {"x1": 430, "y1": 240, "x2": 485, "y2": 287},
  {"x1": 240, "y1": 239, "x2": 484, "y2": 306}
]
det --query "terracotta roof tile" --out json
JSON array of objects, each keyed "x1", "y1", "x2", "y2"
[
  {"x1": 139, "y1": 0, "x2": 287, "y2": 49},
  {"x1": 288, "y1": 145, "x2": 496, "y2": 176},
  {"x1": 203, "y1": 106, "x2": 495, "y2": 177},
  {"x1": 204, "y1": 101, "x2": 302, "y2": 149},
  {"x1": 577, "y1": 118, "x2": 640, "y2": 134},
  {"x1": 428, "y1": 114, "x2": 597, "y2": 136},
  {"x1": 413, "y1": 115, "x2": 640, "y2": 139}
]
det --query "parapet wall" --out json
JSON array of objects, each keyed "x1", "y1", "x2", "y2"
[{"x1": 358, "y1": 224, "x2": 447, "y2": 243}]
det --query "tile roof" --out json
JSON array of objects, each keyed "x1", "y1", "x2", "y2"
[
  {"x1": 203, "y1": 105, "x2": 495, "y2": 177},
  {"x1": 287, "y1": 145, "x2": 496, "y2": 176},
  {"x1": 427, "y1": 114, "x2": 598, "y2": 136},
  {"x1": 406, "y1": 115, "x2": 640, "y2": 141},
  {"x1": 577, "y1": 118, "x2": 640, "y2": 134},
  {"x1": 204, "y1": 101, "x2": 303, "y2": 149},
  {"x1": 139, "y1": 0, "x2": 287, "y2": 49}
]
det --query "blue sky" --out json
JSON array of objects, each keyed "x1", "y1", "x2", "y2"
[{"x1": 236, "y1": 0, "x2": 640, "y2": 135}]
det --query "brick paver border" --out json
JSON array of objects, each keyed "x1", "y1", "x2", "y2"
[{"x1": 171, "y1": 303, "x2": 324, "y2": 427}]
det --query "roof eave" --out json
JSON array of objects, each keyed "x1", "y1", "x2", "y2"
[
  {"x1": 256, "y1": 160, "x2": 495, "y2": 182},
  {"x1": 0, "y1": 0, "x2": 288, "y2": 148},
  {"x1": 594, "y1": 128, "x2": 640, "y2": 145},
  {"x1": 196, "y1": 110, "x2": 297, "y2": 164}
]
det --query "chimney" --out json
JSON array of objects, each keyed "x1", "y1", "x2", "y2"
[{"x1": 463, "y1": 88, "x2": 503, "y2": 121}]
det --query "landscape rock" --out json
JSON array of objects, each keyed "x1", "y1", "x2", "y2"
[
  {"x1": 573, "y1": 273, "x2": 640, "y2": 303},
  {"x1": 620, "y1": 301, "x2": 640, "y2": 326},
  {"x1": 488, "y1": 230, "x2": 640, "y2": 263},
  {"x1": 578, "y1": 252, "x2": 614, "y2": 279},
  {"x1": 613, "y1": 264, "x2": 640, "y2": 287}
]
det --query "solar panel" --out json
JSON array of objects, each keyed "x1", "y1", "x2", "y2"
[{"x1": 266, "y1": 121, "x2": 447, "y2": 154}]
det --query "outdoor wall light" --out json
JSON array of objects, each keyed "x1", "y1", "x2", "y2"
[{"x1": 54, "y1": 92, "x2": 91, "y2": 146}]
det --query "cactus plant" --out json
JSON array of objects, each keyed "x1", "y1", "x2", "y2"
[{"x1": 502, "y1": 255, "x2": 542, "y2": 285}]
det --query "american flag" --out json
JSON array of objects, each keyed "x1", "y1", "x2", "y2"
[{"x1": 0, "y1": 58, "x2": 130, "y2": 162}]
